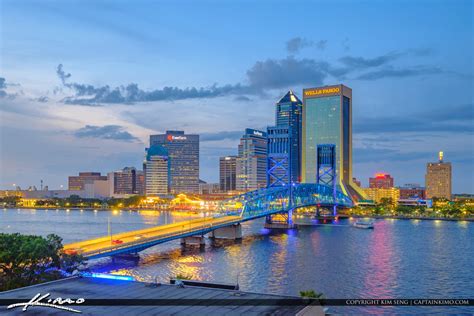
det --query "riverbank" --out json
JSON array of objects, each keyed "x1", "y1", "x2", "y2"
[{"x1": 346, "y1": 214, "x2": 474, "y2": 222}]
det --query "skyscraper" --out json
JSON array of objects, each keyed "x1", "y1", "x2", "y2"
[
  {"x1": 236, "y1": 129, "x2": 267, "y2": 192},
  {"x1": 425, "y1": 151, "x2": 452, "y2": 200},
  {"x1": 267, "y1": 91, "x2": 302, "y2": 187},
  {"x1": 144, "y1": 145, "x2": 169, "y2": 196},
  {"x1": 219, "y1": 156, "x2": 237, "y2": 192},
  {"x1": 302, "y1": 84, "x2": 364, "y2": 199},
  {"x1": 369, "y1": 173, "x2": 394, "y2": 189},
  {"x1": 150, "y1": 131, "x2": 199, "y2": 194}
]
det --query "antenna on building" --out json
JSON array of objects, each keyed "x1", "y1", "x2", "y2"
[{"x1": 439, "y1": 151, "x2": 444, "y2": 163}]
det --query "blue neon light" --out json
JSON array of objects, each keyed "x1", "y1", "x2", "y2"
[{"x1": 84, "y1": 272, "x2": 134, "y2": 281}]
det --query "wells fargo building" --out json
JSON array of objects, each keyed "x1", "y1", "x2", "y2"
[{"x1": 302, "y1": 84, "x2": 364, "y2": 199}]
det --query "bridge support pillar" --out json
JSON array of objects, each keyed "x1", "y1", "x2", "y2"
[
  {"x1": 210, "y1": 224, "x2": 242, "y2": 240},
  {"x1": 264, "y1": 212, "x2": 296, "y2": 229},
  {"x1": 180, "y1": 235, "x2": 205, "y2": 248},
  {"x1": 264, "y1": 221, "x2": 296, "y2": 229}
]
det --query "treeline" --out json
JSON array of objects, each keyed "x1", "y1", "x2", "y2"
[
  {"x1": 0, "y1": 195, "x2": 162, "y2": 209},
  {"x1": 0, "y1": 233, "x2": 84, "y2": 291},
  {"x1": 349, "y1": 198, "x2": 473, "y2": 219}
]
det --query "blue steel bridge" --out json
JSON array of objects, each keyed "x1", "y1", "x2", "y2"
[{"x1": 63, "y1": 183, "x2": 353, "y2": 259}]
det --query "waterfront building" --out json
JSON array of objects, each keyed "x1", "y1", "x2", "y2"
[
  {"x1": 236, "y1": 129, "x2": 268, "y2": 192},
  {"x1": 425, "y1": 151, "x2": 452, "y2": 200},
  {"x1": 144, "y1": 145, "x2": 169, "y2": 196},
  {"x1": 267, "y1": 91, "x2": 302, "y2": 187},
  {"x1": 219, "y1": 156, "x2": 237, "y2": 192},
  {"x1": 150, "y1": 131, "x2": 199, "y2": 194},
  {"x1": 363, "y1": 187, "x2": 400, "y2": 205},
  {"x1": 68, "y1": 172, "x2": 107, "y2": 191},
  {"x1": 302, "y1": 84, "x2": 364, "y2": 199},
  {"x1": 199, "y1": 180, "x2": 220, "y2": 195},
  {"x1": 108, "y1": 167, "x2": 145, "y2": 197},
  {"x1": 135, "y1": 170, "x2": 145, "y2": 195},
  {"x1": 399, "y1": 184, "x2": 426, "y2": 200},
  {"x1": 369, "y1": 173, "x2": 394, "y2": 189}
]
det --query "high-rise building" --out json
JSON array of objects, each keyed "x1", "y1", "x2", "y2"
[
  {"x1": 144, "y1": 145, "x2": 169, "y2": 196},
  {"x1": 425, "y1": 151, "x2": 452, "y2": 200},
  {"x1": 369, "y1": 173, "x2": 394, "y2": 189},
  {"x1": 150, "y1": 131, "x2": 199, "y2": 194},
  {"x1": 236, "y1": 129, "x2": 267, "y2": 192},
  {"x1": 219, "y1": 156, "x2": 237, "y2": 192},
  {"x1": 267, "y1": 91, "x2": 302, "y2": 187},
  {"x1": 301, "y1": 84, "x2": 364, "y2": 199},
  {"x1": 68, "y1": 172, "x2": 107, "y2": 191},
  {"x1": 108, "y1": 167, "x2": 145, "y2": 196}
]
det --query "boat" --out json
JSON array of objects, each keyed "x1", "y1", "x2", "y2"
[{"x1": 353, "y1": 221, "x2": 374, "y2": 229}]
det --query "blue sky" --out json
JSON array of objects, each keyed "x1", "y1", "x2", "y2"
[{"x1": 0, "y1": 0, "x2": 473, "y2": 192}]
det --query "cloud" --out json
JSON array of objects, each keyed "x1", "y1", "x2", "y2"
[
  {"x1": 0, "y1": 77, "x2": 6, "y2": 97},
  {"x1": 0, "y1": 77, "x2": 18, "y2": 99},
  {"x1": 57, "y1": 65, "x2": 251, "y2": 105},
  {"x1": 74, "y1": 125, "x2": 139, "y2": 142},
  {"x1": 246, "y1": 57, "x2": 329, "y2": 89},
  {"x1": 234, "y1": 95, "x2": 252, "y2": 102},
  {"x1": 356, "y1": 65, "x2": 444, "y2": 80},
  {"x1": 354, "y1": 104, "x2": 473, "y2": 134},
  {"x1": 286, "y1": 37, "x2": 327, "y2": 54},
  {"x1": 339, "y1": 52, "x2": 401, "y2": 69},
  {"x1": 56, "y1": 47, "x2": 448, "y2": 105},
  {"x1": 34, "y1": 96, "x2": 49, "y2": 103},
  {"x1": 56, "y1": 64, "x2": 71, "y2": 85}
]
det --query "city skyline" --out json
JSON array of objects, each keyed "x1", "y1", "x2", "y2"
[{"x1": 1, "y1": 0, "x2": 473, "y2": 192}]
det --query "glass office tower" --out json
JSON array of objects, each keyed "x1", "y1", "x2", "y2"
[
  {"x1": 150, "y1": 131, "x2": 199, "y2": 194},
  {"x1": 302, "y1": 84, "x2": 364, "y2": 199},
  {"x1": 267, "y1": 91, "x2": 302, "y2": 187}
]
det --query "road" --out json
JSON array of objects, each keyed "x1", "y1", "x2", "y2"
[{"x1": 63, "y1": 215, "x2": 241, "y2": 257}]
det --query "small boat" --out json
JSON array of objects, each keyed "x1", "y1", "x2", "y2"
[{"x1": 353, "y1": 221, "x2": 374, "y2": 229}]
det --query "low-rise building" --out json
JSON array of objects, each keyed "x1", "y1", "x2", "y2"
[{"x1": 363, "y1": 187, "x2": 400, "y2": 205}]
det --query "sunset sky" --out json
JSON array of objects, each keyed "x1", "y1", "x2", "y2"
[{"x1": 1, "y1": 0, "x2": 472, "y2": 192}]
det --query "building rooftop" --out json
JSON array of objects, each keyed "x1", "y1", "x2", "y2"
[
  {"x1": 0, "y1": 276, "x2": 321, "y2": 315},
  {"x1": 278, "y1": 90, "x2": 302, "y2": 104}
]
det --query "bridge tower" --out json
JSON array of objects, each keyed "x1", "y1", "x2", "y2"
[{"x1": 316, "y1": 144, "x2": 338, "y2": 216}]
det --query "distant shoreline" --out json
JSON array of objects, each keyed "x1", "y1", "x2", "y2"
[
  {"x1": 346, "y1": 214, "x2": 473, "y2": 222},
  {"x1": 5, "y1": 207, "x2": 473, "y2": 222}
]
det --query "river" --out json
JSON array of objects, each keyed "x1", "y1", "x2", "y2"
[{"x1": 1, "y1": 208, "x2": 473, "y2": 314}]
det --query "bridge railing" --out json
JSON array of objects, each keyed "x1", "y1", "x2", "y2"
[
  {"x1": 215, "y1": 183, "x2": 353, "y2": 219},
  {"x1": 78, "y1": 216, "x2": 242, "y2": 258}
]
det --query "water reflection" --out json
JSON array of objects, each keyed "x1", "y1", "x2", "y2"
[{"x1": 1, "y1": 209, "x2": 473, "y2": 314}]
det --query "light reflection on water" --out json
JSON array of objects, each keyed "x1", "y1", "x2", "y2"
[{"x1": 1, "y1": 208, "x2": 473, "y2": 314}]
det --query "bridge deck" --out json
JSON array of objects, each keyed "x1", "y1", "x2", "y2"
[{"x1": 64, "y1": 215, "x2": 241, "y2": 258}]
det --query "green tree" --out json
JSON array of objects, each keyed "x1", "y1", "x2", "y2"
[
  {"x1": 300, "y1": 289, "x2": 324, "y2": 299},
  {"x1": 0, "y1": 233, "x2": 84, "y2": 291}
]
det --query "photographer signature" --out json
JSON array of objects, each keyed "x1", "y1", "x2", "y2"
[{"x1": 7, "y1": 293, "x2": 85, "y2": 313}]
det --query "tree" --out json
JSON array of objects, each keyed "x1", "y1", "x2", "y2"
[
  {"x1": 300, "y1": 289, "x2": 324, "y2": 299},
  {"x1": 0, "y1": 233, "x2": 84, "y2": 291}
]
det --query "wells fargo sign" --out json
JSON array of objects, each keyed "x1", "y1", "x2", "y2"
[{"x1": 304, "y1": 86, "x2": 340, "y2": 97}]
